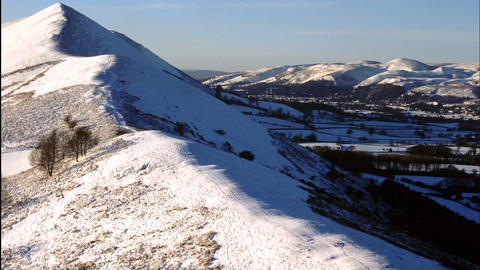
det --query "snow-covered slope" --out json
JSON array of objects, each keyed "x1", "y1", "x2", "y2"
[
  {"x1": 204, "y1": 58, "x2": 479, "y2": 99},
  {"x1": 1, "y1": 4, "x2": 473, "y2": 269},
  {"x1": 1, "y1": 131, "x2": 448, "y2": 269},
  {"x1": 0, "y1": 3, "x2": 290, "y2": 174}
]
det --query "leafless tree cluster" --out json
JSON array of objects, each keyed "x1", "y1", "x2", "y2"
[{"x1": 29, "y1": 115, "x2": 97, "y2": 176}]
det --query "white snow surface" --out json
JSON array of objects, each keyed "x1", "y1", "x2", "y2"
[
  {"x1": 205, "y1": 59, "x2": 479, "y2": 98},
  {"x1": 426, "y1": 195, "x2": 480, "y2": 224},
  {"x1": 1, "y1": 149, "x2": 33, "y2": 176},
  {"x1": 1, "y1": 131, "x2": 447, "y2": 269},
  {"x1": 1, "y1": 2, "x2": 291, "y2": 175}
]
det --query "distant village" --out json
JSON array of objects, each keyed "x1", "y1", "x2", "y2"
[{"x1": 226, "y1": 88, "x2": 479, "y2": 118}]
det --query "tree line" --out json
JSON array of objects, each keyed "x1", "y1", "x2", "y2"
[
  {"x1": 29, "y1": 115, "x2": 97, "y2": 176},
  {"x1": 374, "y1": 179, "x2": 480, "y2": 266},
  {"x1": 311, "y1": 146, "x2": 478, "y2": 178}
]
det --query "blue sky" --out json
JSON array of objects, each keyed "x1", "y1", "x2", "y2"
[{"x1": 2, "y1": 0, "x2": 479, "y2": 71}]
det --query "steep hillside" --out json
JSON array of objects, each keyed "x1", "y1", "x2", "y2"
[
  {"x1": 2, "y1": 3, "x2": 478, "y2": 269},
  {"x1": 1, "y1": 3, "x2": 292, "y2": 175},
  {"x1": 2, "y1": 131, "x2": 452, "y2": 269}
]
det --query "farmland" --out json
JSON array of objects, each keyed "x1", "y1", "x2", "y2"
[{"x1": 229, "y1": 100, "x2": 479, "y2": 224}]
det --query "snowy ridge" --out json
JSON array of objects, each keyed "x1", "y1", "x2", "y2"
[
  {"x1": 382, "y1": 58, "x2": 432, "y2": 72},
  {"x1": 204, "y1": 58, "x2": 479, "y2": 98},
  {"x1": 1, "y1": 3, "x2": 475, "y2": 269},
  {"x1": 1, "y1": 131, "x2": 448, "y2": 269}
]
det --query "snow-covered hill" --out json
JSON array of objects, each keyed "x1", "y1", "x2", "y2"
[
  {"x1": 1, "y1": 3, "x2": 292, "y2": 174},
  {"x1": 2, "y1": 131, "x2": 450, "y2": 269},
  {"x1": 1, "y1": 4, "x2": 476, "y2": 269},
  {"x1": 204, "y1": 59, "x2": 479, "y2": 99}
]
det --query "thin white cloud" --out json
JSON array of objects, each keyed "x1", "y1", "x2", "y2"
[
  {"x1": 289, "y1": 31, "x2": 375, "y2": 37},
  {"x1": 221, "y1": 2, "x2": 336, "y2": 8},
  {"x1": 357, "y1": 0, "x2": 396, "y2": 3},
  {"x1": 289, "y1": 30, "x2": 479, "y2": 43},
  {"x1": 139, "y1": 1, "x2": 336, "y2": 10},
  {"x1": 137, "y1": 2, "x2": 197, "y2": 10}
]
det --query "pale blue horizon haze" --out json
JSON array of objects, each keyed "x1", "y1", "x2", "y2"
[{"x1": 2, "y1": 0, "x2": 479, "y2": 72}]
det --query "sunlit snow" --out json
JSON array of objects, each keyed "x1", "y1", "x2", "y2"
[{"x1": 0, "y1": 3, "x2": 461, "y2": 269}]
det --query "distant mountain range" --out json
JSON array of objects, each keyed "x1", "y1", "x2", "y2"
[{"x1": 204, "y1": 59, "x2": 479, "y2": 100}]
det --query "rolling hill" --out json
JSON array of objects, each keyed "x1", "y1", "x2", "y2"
[{"x1": 204, "y1": 59, "x2": 479, "y2": 100}]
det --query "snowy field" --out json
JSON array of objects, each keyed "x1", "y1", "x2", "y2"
[
  {"x1": 426, "y1": 195, "x2": 480, "y2": 223},
  {"x1": 300, "y1": 143, "x2": 410, "y2": 153},
  {"x1": 462, "y1": 193, "x2": 480, "y2": 198},
  {"x1": 1, "y1": 149, "x2": 33, "y2": 176},
  {"x1": 399, "y1": 182, "x2": 443, "y2": 195},
  {"x1": 249, "y1": 116, "x2": 305, "y2": 129},
  {"x1": 405, "y1": 111, "x2": 479, "y2": 120},
  {"x1": 361, "y1": 173, "x2": 479, "y2": 224},
  {"x1": 451, "y1": 164, "x2": 480, "y2": 174},
  {"x1": 229, "y1": 104, "x2": 265, "y2": 115},
  {"x1": 274, "y1": 130, "x2": 345, "y2": 142},
  {"x1": 222, "y1": 93, "x2": 304, "y2": 118},
  {"x1": 394, "y1": 175, "x2": 445, "y2": 185}
]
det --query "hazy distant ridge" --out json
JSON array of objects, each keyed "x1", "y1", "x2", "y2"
[{"x1": 204, "y1": 59, "x2": 479, "y2": 99}]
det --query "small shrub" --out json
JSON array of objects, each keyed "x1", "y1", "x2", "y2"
[
  {"x1": 64, "y1": 114, "x2": 78, "y2": 130},
  {"x1": 116, "y1": 127, "x2": 130, "y2": 136},
  {"x1": 292, "y1": 135, "x2": 304, "y2": 143},
  {"x1": 208, "y1": 141, "x2": 216, "y2": 147},
  {"x1": 68, "y1": 262, "x2": 97, "y2": 270},
  {"x1": 326, "y1": 166, "x2": 345, "y2": 181},
  {"x1": 215, "y1": 129, "x2": 226, "y2": 135},
  {"x1": 239, "y1": 150, "x2": 255, "y2": 161},
  {"x1": 306, "y1": 133, "x2": 317, "y2": 142},
  {"x1": 174, "y1": 122, "x2": 189, "y2": 136},
  {"x1": 1, "y1": 174, "x2": 11, "y2": 206},
  {"x1": 221, "y1": 142, "x2": 234, "y2": 153}
]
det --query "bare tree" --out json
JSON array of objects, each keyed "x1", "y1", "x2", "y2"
[
  {"x1": 368, "y1": 127, "x2": 375, "y2": 136},
  {"x1": 58, "y1": 129, "x2": 70, "y2": 160},
  {"x1": 68, "y1": 127, "x2": 92, "y2": 161},
  {"x1": 29, "y1": 129, "x2": 59, "y2": 176},
  {"x1": 63, "y1": 115, "x2": 96, "y2": 161},
  {"x1": 215, "y1": 85, "x2": 223, "y2": 99}
]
